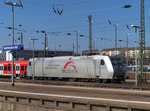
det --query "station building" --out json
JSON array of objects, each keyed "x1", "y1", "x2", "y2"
[{"x1": 0, "y1": 49, "x2": 73, "y2": 61}]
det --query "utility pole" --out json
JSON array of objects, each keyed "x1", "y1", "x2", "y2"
[
  {"x1": 88, "y1": 15, "x2": 92, "y2": 54},
  {"x1": 139, "y1": 0, "x2": 145, "y2": 82}
]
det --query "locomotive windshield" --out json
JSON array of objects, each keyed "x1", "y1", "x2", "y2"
[{"x1": 110, "y1": 57, "x2": 123, "y2": 65}]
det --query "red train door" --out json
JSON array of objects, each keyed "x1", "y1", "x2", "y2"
[
  {"x1": 7, "y1": 64, "x2": 16, "y2": 75},
  {"x1": 0, "y1": 64, "x2": 3, "y2": 75},
  {"x1": 16, "y1": 64, "x2": 20, "y2": 76},
  {"x1": 20, "y1": 65, "x2": 25, "y2": 75}
]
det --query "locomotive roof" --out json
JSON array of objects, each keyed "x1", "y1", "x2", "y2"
[{"x1": 29, "y1": 55, "x2": 109, "y2": 61}]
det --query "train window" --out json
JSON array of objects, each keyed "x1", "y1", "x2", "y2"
[
  {"x1": 29, "y1": 62, "x2": 31, "y2": 66},
  {"x1": 2, "y1": 66, "x2": 3, "y2": 70},
  {"x1": 4, "y1": 66, "x2": 7, "y2": 71},
  {"x1": 21, "y1": 66, "x2": 24, "y2": 71},
  {"x1": 110, "y1": 58, "x2": 123, "y2": 65},
  {"x1": 101, "y1": 60, "x2": 105, "y2": 65},
  {"x1": 16, "y1": 66, "x2": 20, "y2": 71},
  {"x1": 8, "y1": 66, "x2": 11, "y2": 71},
  {"x1": 0, "y1": 66, "x2": 1, "y2": 70}
]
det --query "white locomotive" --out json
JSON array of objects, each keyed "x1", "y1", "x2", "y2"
[{"x1": 27, "y1": 55, "x2": 126, "y2": 82}]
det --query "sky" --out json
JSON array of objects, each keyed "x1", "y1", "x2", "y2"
[{"x1": 0, "y1": 0, "x2": 150, "y2": 53}]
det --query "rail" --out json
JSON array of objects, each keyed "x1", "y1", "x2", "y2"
[{"x1": 1, "y1": 78, "x2": 150, "y2": 91}]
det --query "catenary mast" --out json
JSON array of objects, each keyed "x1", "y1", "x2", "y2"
[{"x1": 139, "y1": 0, "x2": 145, "y2": 81}]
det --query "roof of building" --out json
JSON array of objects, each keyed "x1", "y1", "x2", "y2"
[
  {"x1": 101, "y1": 47, "x2": 127, "y2": 52},
  {"x1": 81, "y1": 49, "x2": 100, "y2": 53},
  {"x1": 100, "y1": 46, "x2": 150, "y2": 52}
]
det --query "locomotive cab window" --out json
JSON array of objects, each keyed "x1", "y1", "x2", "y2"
[
  {"x1": 29, "y1": 62, "x2": 31, "y2": 66},
  {"x1": 101, "y1": 60, "x2": 105, "y2": 65}
]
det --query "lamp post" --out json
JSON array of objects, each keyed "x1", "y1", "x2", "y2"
[
  {"x1": 119, "y1": 40, "x2": 122, "y2": 57},
  {"x1": 126, "y1": 33, "x2": 133, "y2": 76},
  {"x1": 122, "y1": 5, "x2": 132, "y2": 8},
  {"x1": 5, "y1": 1, "x2": 21, "y2": 87},
  {"x1": 108, "y1": 20, "x2": 119, "y2": 49},
  {"x1": 37, "y1": 30, "x2": 48, "y2": 57},
  {"x1": 28, "y1": 38, "x2": 31, "y2": 59},
  {"x1": 41, "y1": 31, "x2": 48, "y2": 57},
  {"x1": 5, "y1": 2, "x2": 21, "y2": 45},
  {"x1": 74, "y1": 31, "x2": 79, "y2": 54},
  {"x1": 113, "y1": 24, "x2": 118, "y2": 49},
  {"x1": 126, "y1": 34, "x2": 129, "y2": 76},
  {"x1": 131, "y1": 25, "x2": 141, "y2": 86},
  {"x1": 18, "y1": 24, "x2": 23, "y2": 46},
  {"x1": 29, "y1": 38, "x2": 38, "y2": 80},
  {"x1": 67, "y1": 31, "x2": 79, "y2": 55}
]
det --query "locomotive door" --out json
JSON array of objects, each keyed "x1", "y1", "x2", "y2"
[
  {"x1": 100, "y1": 59, "x2": 107, "y2": 78},
  {"x1": 95, "y1": 60, "x2": 101, "y2": 77},
  {"x1": 34, "y1": 59, "x2": 43, "y2": 77}
]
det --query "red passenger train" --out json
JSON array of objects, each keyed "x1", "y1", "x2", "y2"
[{"x1": 0, "y1": 60, "x2": 28, "y2": 77}]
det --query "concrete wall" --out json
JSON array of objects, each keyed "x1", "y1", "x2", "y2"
[
  {"x1": 0, "y1": 94, "x2": 149, "y2": 111},
  {"x1": 0, "y1": 102, "x2": 66, "y2": 111}
]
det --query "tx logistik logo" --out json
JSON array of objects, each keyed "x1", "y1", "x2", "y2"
[{"x1": 62, "y1": 61, "x2": 78, "y2": 73}]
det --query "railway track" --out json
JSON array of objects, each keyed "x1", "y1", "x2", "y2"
[
  {"x1": 0, "y1": 77, "x2": 150, "y2": 91},
  {"x1": 0, "y1": 81, "x2": 150, "y2": 111}
]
